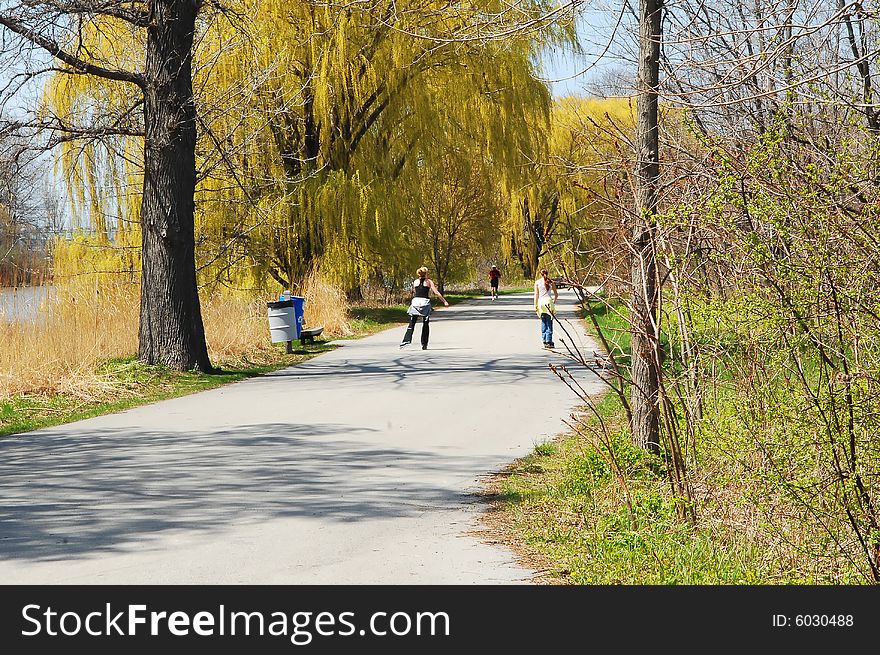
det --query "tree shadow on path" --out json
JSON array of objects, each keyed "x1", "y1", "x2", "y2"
[{"x1": 0, "y1": 423, "x2": 491, "y2": 563}]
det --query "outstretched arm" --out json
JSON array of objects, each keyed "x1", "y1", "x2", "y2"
[{"x1": 429, "y1": 280, "x2": 450, "y2": 306}]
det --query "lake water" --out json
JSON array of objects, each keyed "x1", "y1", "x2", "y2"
[{"x1": 0, "y1": 286, "x2": 54, "y2": 324}]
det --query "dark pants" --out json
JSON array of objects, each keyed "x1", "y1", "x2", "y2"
[{"x1": 402, "y1": 314, "x2": 430, "y2": 346}]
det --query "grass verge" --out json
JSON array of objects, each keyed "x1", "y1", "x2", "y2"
[
  {"x1": 0, "y1": 344, "x2": 334, "y2": 437},
  {"x1": 476, "y1": 298, "x2": 789, "y2": 584}
]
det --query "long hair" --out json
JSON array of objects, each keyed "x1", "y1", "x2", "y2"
[
  {"x1": 540, "y1": 269, "x2": 550, "y2": 291},
  {"x1": 416, "y1": 266, "x2": 428, "y2": 280}
]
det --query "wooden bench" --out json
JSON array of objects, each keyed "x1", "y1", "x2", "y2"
[{"x1": 299, "y1": 326, "x2": 324, "y2": 345}]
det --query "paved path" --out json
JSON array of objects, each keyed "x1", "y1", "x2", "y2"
[{"x1": 0, "y1": 291, "x2": 603, "y2": 583}]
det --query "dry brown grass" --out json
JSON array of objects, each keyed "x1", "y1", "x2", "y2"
[
  {"x1": 1, "y1": 269, "x2": 354, "y2": 399},
  {"x1": 201, "y1": 294, "x2": 279, "y2": 368},
  {"x1": 0, "y1": 278, "x2": 139, "y2": 399},
  {"x1": 300, "y1": 267, "x2": 353, "y2": 337}
]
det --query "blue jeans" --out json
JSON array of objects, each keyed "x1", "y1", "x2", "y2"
[{"x1": 540, "y1": 313, "x2": 553, "y2": 343}]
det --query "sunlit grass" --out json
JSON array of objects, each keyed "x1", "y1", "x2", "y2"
[
  {"x1": 0, "y1": 265, "x2": 359, "y2": 400},
  {"x1": 484, "y1": 295, "x2": 862, "y2": 584}
]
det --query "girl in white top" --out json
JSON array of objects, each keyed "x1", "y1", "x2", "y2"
[{"x1": 534, "y1": 269, "x2": 559, "y2": 349}]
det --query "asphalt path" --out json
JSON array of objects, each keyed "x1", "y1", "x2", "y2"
[{"x1": 0, "y1": 290, "x2": 603, "y2": 583}]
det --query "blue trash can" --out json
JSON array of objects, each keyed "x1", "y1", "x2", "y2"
[{"x1": 290, "y1": 296, "x2": 306, "y2": 339}]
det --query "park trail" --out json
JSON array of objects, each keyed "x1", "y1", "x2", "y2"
[{"x1": 0, "y1": 291, "x2": 603, "y2": 583}]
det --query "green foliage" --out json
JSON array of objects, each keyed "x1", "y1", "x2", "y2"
[
  {"x1": 503, "y1": 96, "x2": 634, "y2": 279},
  {"x1": 533, "y1": 442, "x2": 556, "y2": 457},
  {"x1": 653, "y1": 112, "x2": 880, "y2": 581},
  {"x1": 502, "y1": 418, "x2": 779, "y2": 583},
  {"x1": 495, "y1": 287, "x2": 874, "y2": 583}
]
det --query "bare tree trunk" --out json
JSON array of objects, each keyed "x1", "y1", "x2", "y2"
[
  {"x1": 631, "y1": 0, "x2": 662, "y2": 454},
  {"x1": 139, "y1": 0, "x2": 212, "y2": 372}
]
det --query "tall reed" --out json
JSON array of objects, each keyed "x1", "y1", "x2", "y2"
[
  {"x1": 300, "y1": 265, "x2": 353, "y2": 337},
  {"x1": 1, "y1": 277, "x2": 138, "y2": 399},
  {"x1": 1, "y1": 268, "x2": 353, "y2": 399}
]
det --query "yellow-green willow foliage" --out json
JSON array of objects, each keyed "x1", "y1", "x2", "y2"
[
  {"x1": 42, "y1": 14, "x2": 144, "y2": 279},
  {"x1": 48, "y1": 1, "x2": 573, "y2": 293},
  {"x1": 406, "y1": 143, "x2": 503, "y2": 292},
  {"x1": 195, "y1": 0, "x2": 564, "y2": 292},
  {"x1": 51, "y1": 228, "x2": 141, "y2": 305},
  {"x1": 503, "y1": 95, "x2": 636, "y2": 278}
]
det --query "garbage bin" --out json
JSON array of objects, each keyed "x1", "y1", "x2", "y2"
[
  {"x1": 267, "y1": 295, "x2": 306, "y2": 343},
  {"x1": 267, "y1": 299, "x2": 296, "y2": 343},
  {"x1": 290, "y1": 295, "x2": 306, "y2": 340}
]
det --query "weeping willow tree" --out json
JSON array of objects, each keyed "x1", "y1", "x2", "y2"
[
  {"x1": 40, "y1": 1, "x2": 577, "y2": 305},
  {"x1": 405, "y1": 143, "x2": 504, "y2": 294},
  {"x1": 3, "y1": 1, "x2": 215, "y2": 371},
  {"x1": 192, "y1": 0, "x2": 571, "y2": 294}
]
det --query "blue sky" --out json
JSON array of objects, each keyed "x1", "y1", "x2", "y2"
[{"x1": 538, "y1": 2, "x2": 636, "y2": 98}]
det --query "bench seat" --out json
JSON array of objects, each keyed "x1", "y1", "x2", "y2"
[{"x1": 299, "y1": 326, "x2": 324, "y2": 344}]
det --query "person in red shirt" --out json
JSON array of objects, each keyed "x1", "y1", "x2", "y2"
[{"x1": 488, "y1": 265, "x2": 501, "y2": 300}]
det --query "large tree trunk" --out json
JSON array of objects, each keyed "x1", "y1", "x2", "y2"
[
  {"x1": 139, "y1": 0, "x2": 212, "y2": 372},
  {"x1": 631, "y1": 0, "x2": 662, "y2": 454}
]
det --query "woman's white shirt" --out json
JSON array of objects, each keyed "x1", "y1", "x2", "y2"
[
  {"x1": 535, "y1": 279, "x2": 556, "y2": 315},
  {"x1": 535, "y1": 280, "x2": 554, "y2": 300}
]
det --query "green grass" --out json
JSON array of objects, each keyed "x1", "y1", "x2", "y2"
[
  {"x1": 579, "y1": 299, "x2": 631, "y2": 366},
  {"x1": 348, "y1": 304, "x2": 410, "y2": 335},
  {"x1": 489, "y1": 296, "x2": 797, "y2": 584},
  {"x1": 533, "y1": 441, "x2": 556, "y2": 457},
  {"x1": 495, "y1": 398, "x2": 776, "y2": 584}
]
